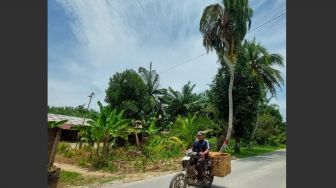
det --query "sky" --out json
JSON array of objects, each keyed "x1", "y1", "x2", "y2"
[{"x1": 48, "y1": 0, "x2": 286, "y2": 120}]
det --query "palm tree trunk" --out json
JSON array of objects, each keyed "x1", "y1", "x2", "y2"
[
  {"x1": 235, "y1": 137, "x2": 241, "y2": 153},
  {"x1": 220, "y1": 58, "x2": 235, "y2": 152},
  {"x1": 249, "y1": 111, "x2": 260, "y2": 149}
]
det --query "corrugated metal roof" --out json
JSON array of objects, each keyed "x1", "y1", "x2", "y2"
[{"x1": 48, "y1": 113, "x2": 92, "y2": 127}]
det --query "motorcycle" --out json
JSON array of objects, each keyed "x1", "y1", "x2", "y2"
[{"x1": 169, "y1": 150, "x2": 214, "y2": 188}]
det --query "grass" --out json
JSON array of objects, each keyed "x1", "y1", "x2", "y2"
[
  {"x1": 55, "y1": 143, "x2": 285, "y2": 187},
  {"x1": 59, "y1": 170, "x2": 123, "y2": 187},
  {"x1": 56, "y1": 141, "x2": 285, "y2": 187},
  {"x1": 230, "y1": 145, "x2": 286, "y2": 158}
]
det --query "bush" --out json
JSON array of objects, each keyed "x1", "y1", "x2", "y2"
[
  {"x1": 143, "y1": 135, "x2": 184, "y2": 160},
  {"x1": 57, "y1": 142, "x2": 75, "y2": 157},
  {"x1": 267, "y1": 135, "x2": 285, "y2": 147},
  {"x1": 104, "y1": 161, "x2": 119, "y2": 173},
  {"x1": 207, "y1": 137, "x2": 218, "y2": 151}
]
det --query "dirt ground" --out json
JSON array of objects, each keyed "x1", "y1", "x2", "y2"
[{"x1": 54, "y1": 155, "x2": 180, "y2": 188}]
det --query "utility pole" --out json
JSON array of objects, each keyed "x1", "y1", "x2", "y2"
[
  {"x1": 78, "y1": 92, "x2": 94, "y2": 149},
  {"x1": 82, "y1": 92, "x2": 95, "y2": 125}
]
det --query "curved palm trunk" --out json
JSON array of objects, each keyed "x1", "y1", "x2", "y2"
[{"x1": 220, "y1": 58, "x2": 235, "y2": 152}]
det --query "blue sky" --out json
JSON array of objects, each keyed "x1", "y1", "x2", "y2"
[{"x1": 48, "y1": 0, "x2": 286, "y2": 120}]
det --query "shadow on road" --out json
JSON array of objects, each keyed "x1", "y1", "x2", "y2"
[
  {"x1": 240, "y1": 155, "x2": 275, "y2": 162},
  {"x1": 239, "y1": 149, "x2": 286, "y2": 162},
  {"x1": 211, "y1": 185, "x2": 228, "y2": 188}
]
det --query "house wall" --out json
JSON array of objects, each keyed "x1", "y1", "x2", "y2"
[{"x1": 60, "y1": 130, "x2": 80, "y2": 142}]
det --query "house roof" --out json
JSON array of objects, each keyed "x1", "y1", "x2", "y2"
[{"x1": 48, "y1": 113, "x2": 92, "y2": 130}]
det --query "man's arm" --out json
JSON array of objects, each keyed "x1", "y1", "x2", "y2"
[
  {"x1": 200, "y1": 140, "x2": 210, "y2": 157},
  {"x1": 191, "y1": 141, "x2": 196, "y2": 152},
  {"x1": 202, "y1": 149, "x2": 209, "y2": 156}
]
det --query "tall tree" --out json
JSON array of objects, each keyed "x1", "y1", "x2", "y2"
[
  {"x1": 243, "y1": 39, "x2": 284, "y2": 96},
  {"x1": 254, "y1": 104, "x2": 285, "y2": 146},
  {"x1": 161, "y1": 81, "x2": 199, "y2": 120},
  {"x1": 138, "y1": 62, "x2": 166, "y2": 117},
  {"x1": 210, "y1": 57, "x2": 262, "y2": 152},
  {"x1": 105, "y1": 69, "x2": 152, "y2": 119},
  {"x1": 241, "y1": 39, "x2": 285, "y2": 147},
  {"x1": 200, "y1": 0, "x2": 253, "y2": 152}
]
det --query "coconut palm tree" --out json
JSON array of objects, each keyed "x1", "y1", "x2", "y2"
[
  {"x1": 200, "y1": 0, "x2": 253, "y2": 152},
  {"x1": 161, "y1": 81, "x2": 199, "y2": 119},
  {"x1": 243, "y1": 39, "x2": 284, "y2": 96},
  {"x1": 138, "y1": 62, "x2": 166, "y2": 117},
  {"x1": 242, "y1": 39, "x2": 284, "y2": 148}
]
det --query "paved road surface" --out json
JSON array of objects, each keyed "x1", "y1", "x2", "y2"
[{"x1": 101, "y1": 149, "x2": 286, "y2": 188}]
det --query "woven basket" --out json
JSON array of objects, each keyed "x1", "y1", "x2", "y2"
[{"x1": 209, "y1": 152, "x2": 231, "y2": 177}]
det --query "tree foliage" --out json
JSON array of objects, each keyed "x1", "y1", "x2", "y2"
[
  {"x1": 76, "y1": 101, "x2": 131, "y2": 167},
  {"x1": 48, "y1": 105, "x2": 98, "y2": 120},
  {"x1": 255, "y1": 104, "x2": 286, "y2": 146},
  {"x1": 138, "y1": 62, "x2": 166, "y2": 117},
  {"x1": 200, "y1": 0, "x2": 253, "y2": 62},
  {"x1": 210, "y1": 56, "x2": 262, "y2": 143},
  {"x1": 170, "y1": 114, "x2": 217, "y2": 149},
  {"x1": 161, "y1": 81, "x2": 200, "y2": 120},
  {"x1": 242, "y1": 39, "x2": 284, "y2": 96},
  {"x1": 105, "y1": 69, "x2": 152, "y2": 119}
]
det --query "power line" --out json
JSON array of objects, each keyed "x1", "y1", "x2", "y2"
[
  {"x1": 158, "y1": 11, "x2": 286, "y2": 74},
  {"x1": 158, "y1": 53, "x2": 207, "y2": 75},
  {"x1": 248, "y1": 11, "x2": 286, "y2": 33},
  {"x1": 247, "y1": 16, "x2": 285, "y2": 36}
]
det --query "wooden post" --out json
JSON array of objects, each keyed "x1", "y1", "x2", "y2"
[
  {"x1": 48, "y1": 167, "x2": 61, "y2": 188},
  {"x1": 48, "y1": 128, "x2": 62, "y2": 167}
]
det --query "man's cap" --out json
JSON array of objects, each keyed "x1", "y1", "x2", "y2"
[{"x1": 196, "y1": 131, "x2": 204, "y2": 136}]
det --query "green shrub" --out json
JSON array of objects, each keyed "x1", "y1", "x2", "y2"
[
  {"x1": 134, "y1": 156, "x2": 147, "y2": 172},
  {"x1": 91, "y1": 155, "x2": 106, "y2": 169},
  {"x1": 57, "y1": 142, "x2": 75, "y2": 157},
  {"x1": 77, "y1": 158, "x2": 90, "y2": 168},
  {"x1": 268, "y1": 135, "x2": 281, "y2": 147},
  {"x1": 104, "y1": 161, "x2": 119, "y2": 173},
  {"x1": 143, "y1": 135, "x2": 184, "y2": 160},
  {"x1": 207, "y1": 137, "x2": 218, "y2": 151}
]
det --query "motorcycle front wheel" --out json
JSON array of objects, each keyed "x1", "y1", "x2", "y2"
[{"x1": 169, "y1": 172, "x2": 187, "y2": 188}]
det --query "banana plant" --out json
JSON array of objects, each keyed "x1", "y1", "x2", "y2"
[
  {"x1": 87, "y1": 101, "x2": 131, "y2": 165},
  {"x1": 170, "y1": 114, "x2": 213, "y2": 149}
]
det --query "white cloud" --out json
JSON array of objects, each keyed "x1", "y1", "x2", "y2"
[{"x1": 49, "y1": 0, "x2": 286, "y2": 117}]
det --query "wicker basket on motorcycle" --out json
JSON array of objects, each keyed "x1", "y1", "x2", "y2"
[{"x1": 209, "y1": 152, "x2": 231, "y2": 177}]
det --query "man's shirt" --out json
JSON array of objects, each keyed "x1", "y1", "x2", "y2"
[{"x1": 192, "y1": 139, "x2": 210, "y2": 155}]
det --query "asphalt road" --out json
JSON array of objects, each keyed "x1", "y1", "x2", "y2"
[{"x1": 101, "y1": 149, "x2": 286, "y2": 188}]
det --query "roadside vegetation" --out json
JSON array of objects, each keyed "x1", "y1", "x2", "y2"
[{"x1": 49, "y1": 0, "x2": 286, "y2": 187}]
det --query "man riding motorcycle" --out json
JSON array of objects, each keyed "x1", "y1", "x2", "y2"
[
  {"x1": 191, "y1": 131, "x2": 210, "y2": 181},
  {"x1": 169, "y1": 131, "x2": 214, "y2": 188}
]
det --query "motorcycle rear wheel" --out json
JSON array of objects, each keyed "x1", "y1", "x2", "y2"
[
  {"x1": 204, "y1": 175, "x2": 214, "y2": 188},
  {"x1": 169, "y1": 172, "x2": 187, "y2": 188}
]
